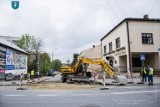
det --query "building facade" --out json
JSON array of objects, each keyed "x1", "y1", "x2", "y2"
[
  {"x1": 0, "y1": 38, "x2": 28, "y2": 76},
  {"x1": 101, "y1": 17, "x2": 160, "y2": 76},
  {"x1": 0, "y1": 36, "x2": 21, "y2": 45}
]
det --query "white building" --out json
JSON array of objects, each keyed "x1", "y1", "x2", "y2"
[{"x1": 101, "y1": 16, "x2": 160, "y2": 76}]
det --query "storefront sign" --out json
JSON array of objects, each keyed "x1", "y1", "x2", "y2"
[{"x1": 114, "y1": 50, "x2": 126, "y2": 56}]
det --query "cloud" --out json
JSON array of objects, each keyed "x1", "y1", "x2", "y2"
[{"x1": 0, "y1": 0, "x2": 160, "y2": 62}]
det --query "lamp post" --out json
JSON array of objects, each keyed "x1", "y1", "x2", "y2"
[{"x1": 52, "y1": 48, "x2": 57, "y2": 71}]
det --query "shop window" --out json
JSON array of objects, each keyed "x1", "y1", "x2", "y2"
[
  {"x1": 142, "y1": 33, "x2": 153, "y2": 44},
  {"x1": 115, "y1": 37, "x2": 120, "y2": 48},
  {"x1": 109, "y1": 42, "x2": 112, "y2": 51}
]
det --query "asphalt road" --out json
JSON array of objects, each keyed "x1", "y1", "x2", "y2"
[{"x1": 0, "y1": 84, "x2": 160, "y2": 107}]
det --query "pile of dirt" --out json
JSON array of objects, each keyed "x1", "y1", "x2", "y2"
[{"x1": 27, "y1": 82, "x2": 101, "y2": 90}]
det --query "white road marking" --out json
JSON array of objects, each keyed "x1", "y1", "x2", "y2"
[
  {"x1": 38, "y1": 94, "x2": 58, "y2": 97},
  {"x1": 71, "y1": 94, "x2": 91, "y2": 96},
  {"x1": 5, "y1": 94, "x2": 25, "y2": 97},
  {"x1": 112, "y1": 90, "x2": 160, "y2": 95}
]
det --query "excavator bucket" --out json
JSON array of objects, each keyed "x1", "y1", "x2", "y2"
[{"x1": 115, "y1": 75, "x2": 128, "y2": 85}]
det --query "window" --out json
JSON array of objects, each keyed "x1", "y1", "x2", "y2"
[
  {"x1": 115, "y1": 37, "x2": 120, "y2": 48},
  {"x1": 109, "y1": 42, "x2": 112, "y2": 51},
  {"x1": 104, "y1": 45, "x2": 107, "y2": 54},
  {"x1": 142, "y1": 33, "x2": 153, "y2": 44},
  {"x1": 132, "y1": 58, "x2": 142, "y2": 67}
]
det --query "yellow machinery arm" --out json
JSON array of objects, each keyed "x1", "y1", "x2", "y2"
[
  {"x1": 61, "y1": 57, "x2": 127, "y2": 84},
  {"x1": 73, "y1": 57, "x2": 116, "y2": 77}
]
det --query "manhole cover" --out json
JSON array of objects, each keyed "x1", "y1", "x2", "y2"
[
  {"x1": 80, "y1": 104, "x2": 101, "y2": 107},
  {"x1": 100, "y1": 87, "x2": 109, "y2": 90},
  {"x1": 16, "y1": 87, "x2": 28, "y2": 90}
]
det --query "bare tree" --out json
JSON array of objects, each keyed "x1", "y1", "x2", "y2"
[{"x1": 33, "y1": 38, "x2": 43, "y2": 73}]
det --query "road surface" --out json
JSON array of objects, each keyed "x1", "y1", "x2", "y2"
[{"x1": 0, "y1": 84, "x2": 160, "y2": 107}]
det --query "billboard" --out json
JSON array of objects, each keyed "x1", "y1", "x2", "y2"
[{"x1": 6, "y1": 49, "x2": 27, "y2": 70}]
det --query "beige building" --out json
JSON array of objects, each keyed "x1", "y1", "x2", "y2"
[
  {"x1": 101, "y1": 16, "x2": 160, "y2": 76},
  {"x1": 79, "y1": 45, "x2": 103, "y2": 78}
]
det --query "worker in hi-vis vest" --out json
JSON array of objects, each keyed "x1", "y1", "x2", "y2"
[
  {"x1": 141, "y1": 66, "x2": 147, "y2": 82},
  {"x1": 31, "y1": 69, "x2": 35, "y2": 82},
  {"x1": 148, "y1": 67, "x2": 153, "y2": 85}
]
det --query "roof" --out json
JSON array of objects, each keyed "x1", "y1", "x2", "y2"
[
  {"x1": 0, "y1": 38, "x2": 28, "y2": 55},
  {"x1": 100, "y1": 17, "x2": 160, "y2": 41}
]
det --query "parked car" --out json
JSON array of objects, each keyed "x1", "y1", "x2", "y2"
[
  {"x1": 46, "y1": 71, "x2": 60, "y2": 76},
  {"x1": 13, "y1": 75, "x2": 20, "y2": 80},
  {"x1": 46, "y1": 71, "x2": 53, "y2": 76},
  {"x1": 5, "y1": 73, "x2": 13, "y2": 81}
]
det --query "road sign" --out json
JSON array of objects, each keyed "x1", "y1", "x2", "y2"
[{"x1": 140, "y1": 54, "x2": 145, "y2": 61}]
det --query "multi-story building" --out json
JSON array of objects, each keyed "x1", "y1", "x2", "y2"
[{"x1": 101, "y1": 15, "x2": 160, "y2": 76}]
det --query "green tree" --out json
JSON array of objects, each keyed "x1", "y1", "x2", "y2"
[
  {"x1": 71, "y1": 53, "x2": 79, "y2": 66},
  {"x1": 40, "y1": 52, "x2": 51, "y2": 75},
  {"x1": 52, "y1": 59, "x2": 62, "y2": 71},
  {"x1": 17, "y1": 34, "x2": 36, "y2": 51}
]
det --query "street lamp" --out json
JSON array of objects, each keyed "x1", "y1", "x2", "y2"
[{"x1": 52, "y1": 48, "x2": 57, "y2": 71}]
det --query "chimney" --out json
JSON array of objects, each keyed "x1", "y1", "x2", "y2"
[
  {"x1": 143, "y1": 14, "x2": 149, "y2": 19},
  {"x1": 92, "y1": 45, "x2": 95, "y2": 48}
]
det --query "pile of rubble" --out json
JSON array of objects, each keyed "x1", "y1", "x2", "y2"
[{"x1": 28, "y1": 82, "x2": 101, "y2": 90}]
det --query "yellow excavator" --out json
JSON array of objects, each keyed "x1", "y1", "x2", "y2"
[{"x1": 61, "y1": 57, "x2": 127, "y2": 85}]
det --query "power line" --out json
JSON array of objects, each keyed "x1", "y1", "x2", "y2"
[
  {"x1": 114, "y1": 0, "x2": 126, "y2": 18},
  {"x1": 148, "y1": 0, "x2": 159, "y2": 15},
  {"x1": 106, "y1": 0, "x2": 120, "y2": 21}
]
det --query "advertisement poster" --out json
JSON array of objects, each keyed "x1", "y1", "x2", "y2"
[
  {"x1": 6, "y1": 49, "x2": 27, "y2": 70},
  {"x1": 6, "y1": 49, "x2": 15, "y2": 70}
]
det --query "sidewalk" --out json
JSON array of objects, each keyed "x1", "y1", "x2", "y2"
[
  {"x1": 0, "y1": 76, "x2": 159, "y2": 86},
  {"x1": 94, "y1": 76, "x2": 160, "y2": 85},
  {"x1": 0, "y1": 77, "x2": 49, "y2": 86}
]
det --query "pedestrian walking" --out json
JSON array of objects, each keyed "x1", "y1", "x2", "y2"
[
  {"x1": 141, "y1": 66, "x2": 147, "y2": 82},
  {"x1": 148, "y1": 67, "x2": 154, "y2": 85},
  {"x1": 20, "y1": 73, "x2": 24, "y2": 86}
]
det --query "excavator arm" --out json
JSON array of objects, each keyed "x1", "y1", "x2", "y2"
[{"x1": 61, "y1": 57, "x2": 127, "y2": 84}]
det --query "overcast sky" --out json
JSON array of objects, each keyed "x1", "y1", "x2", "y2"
[{"x1": 0, "y1": 0, "x2": 160, "y2": 62}]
